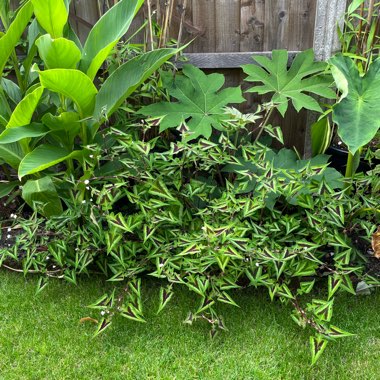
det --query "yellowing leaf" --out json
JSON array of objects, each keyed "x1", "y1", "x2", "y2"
[{"x1": 372, "y1": 226, "x2": 380, "y2": 259}]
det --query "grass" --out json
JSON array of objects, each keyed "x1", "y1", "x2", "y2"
[{"x1": 0, "y1": 271, "x2": 379, "y2": 380}]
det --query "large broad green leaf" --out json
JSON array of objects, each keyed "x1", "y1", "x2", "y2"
[
  {"x1": 242, "y1": 50, "x2": 336, "y2": 116},
  {"x1": 330, "y1": 54, "x2": 380, "y2": 155},
  {"x1": 139, "y1": 64, "x2": 245, "y2": 140},
  {"x1": 31, "y1": 0, "x2": 68, "y2": 38},
  {"x1": 18, "y1": 144, "x2": 83, "y2": 178},
  {"x1": 0, "y1": 142, "x2": 24, "y2": 168},
  {"x1": 42, "y1": 112, "x2": 81, "y2": 147},
  {"x1": 79, "y1": 0, "x2": 144, "y2": 80},
  {"x1": 0, "y1": 1, "x2": 34, "y2": 76},
  {"x1": 0, "y1": 181, "x2": 18, "y2": 198},
  {"x1": 39, "y1": 69, "x2": 98, "y2": 117},
  {"x1": 0, "y1": 123, "x2": 48, "y2": 143},
  {"x1": 1, "y1": 78, "x2": 22, "y2": 104},
  {"x1": 22, "y1": 176, "x2": 63, "y2": 217},
  {"x1": 95, "y1": 48, "x2": 178, "y2": 120},
  {"x1": 36, "y1": 34, "x2": 81, "y2": 69},
  {"x1": 6, "y1": 86, "x2": 44, "y2": 128}
]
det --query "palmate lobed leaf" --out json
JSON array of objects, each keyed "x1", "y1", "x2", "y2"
[
  {"x1": 139, "y1": 64, "x2": 245, "y2": 140},
  {"x1": 330, "y1": 54, "x2": 380, "y2": 155},
  {"x1": 242, "y1": 49, "x2": 336, "y2": 116}
]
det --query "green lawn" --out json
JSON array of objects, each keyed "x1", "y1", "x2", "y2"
[{"x1": 0, "y1": 271, "x2": 379, "y2": 380}]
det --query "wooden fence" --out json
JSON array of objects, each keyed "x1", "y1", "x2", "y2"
[{"x1": 8, "y1": 0, "x2": 349, "y2": 153}]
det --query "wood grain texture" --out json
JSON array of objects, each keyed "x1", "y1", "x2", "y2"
[
  {"x1": 240, "y1": 0, "x2": 265, "y2": 52},
  {"x1": 191, "y1": 0, "x2": 216, "y2": 52},
  {"x1": 71, "y1": 0, "x2": 100, "y2": 43},
  {"x1": 215, "y1": 0, "x2": 240, "y2": 52}
]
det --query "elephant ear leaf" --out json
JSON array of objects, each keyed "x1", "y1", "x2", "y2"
[
  {"x1": 329, "y1": 54, "x2": 380, "y2": 155},
  {"x1": 0, "y1": 1, "x2": 34, "y2": 76},
  {"x1": 79, "y1": 0, "x2": 144, "y2": 80},
  {"x1": 22, "y1": 176, "x2": 63, "y2": 217},
  {"x1": 242, "y1": 49, "x2": 336, "y2": 116},
  {"x1": 139, "y1": 64, "x2": 245, "y2": 140}
]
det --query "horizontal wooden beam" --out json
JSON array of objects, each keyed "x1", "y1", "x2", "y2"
[{"x1": 175, "y1": 51, "x2": 301, "y2": 69}]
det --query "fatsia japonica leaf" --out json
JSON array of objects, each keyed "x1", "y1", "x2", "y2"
[
  {"x1": 242, "y1": 49, "x2": 335, "y2": 116},
  {"x1": 139, "y1": 64, "x2": 245, "y2": 140},
  {"x1": 330, "y1": 54, "x2": 380, "y2": 155}
]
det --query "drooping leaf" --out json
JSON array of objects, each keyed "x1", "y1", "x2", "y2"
[
  {"x1": 79, "y1": 0, "x2": 144, "y2": 80},
  {"x1": 1, "y1": 78, "x2": 21, "y2": 104},
  {"x1": 139, "y1": 64, "x2": 245, "y2": 140},
  {"x1": 38, "y1": 69, "x2": 97, "y2": 117},
  {"x1": 242, "y1": 49, "x2": 335, "y2": 116},
  {"x1": 31, "y1": 0, "x2": 68, "y2": 38},
  {"x1": 36, "y1": 34, "x2": 81, "y2": 69},
  {"x1": 0, "y1": 142, "x2": 24, "y2": 168},
  {"x1": 18, "y1": 144, "x2": 83, "y2": 178},
  {"x1": 95, "y1": 48, "x2": 178, "y2": 120},
  {"x1": 0, "y1": 123, "x2": 48, "y2": 143},
  {"x1": 330, "y1": 54, "x2": 380, "y2": 155},
  {"x1": 0, "y1": 1, "x2": 34, "y2": 76},
  {"x1": 42, "y1": 112, "x2": 81, "y2": 147},
  {"x1": 0, "y1": 181, "x2": 18, "y2": 198},
  {"x1": 6, "y1": 87, "x2": 44, "y2": 128},
  {"x1": 22, "y1": 176, "x2": 63, "y2": 217}
]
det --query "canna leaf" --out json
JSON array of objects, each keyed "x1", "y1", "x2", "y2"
[
  {"x1": 31, "y1": 0, "x2": 68, "y2": 38},
  {"x1": 79, "y1": 0, "x2": 144, "y2": 80},
  {"x1": 6, "y1": 87, "x2": 44, "y2": 129},
  {"x1": 39, "y1": 69, "x2": 97, "y2": 117},
  {"x1": 36, "y1": 34, "x2": 81, "y2": 69},
  {"x1": 18, "y1": 144, "x2": 83, "y2": 178},
  {"x1": 95, "y1": 48, "x2": 178, "y2": 120},
  {"x1": 22, "y1": 176, "x2": 63, "y2": 217},
  {"x1": 0, "y1": 1, "x2": 34, "y2": 76}
]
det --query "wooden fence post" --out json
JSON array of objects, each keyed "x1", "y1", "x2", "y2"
[
  {"x1": 303, "y1": 0, "x2": 348, "y2": 158},
  {"x1": 313, "y1": 0, "x2": 348, "y2": 61}
]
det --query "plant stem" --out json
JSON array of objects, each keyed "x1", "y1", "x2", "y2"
[{"x1": 254, "y1": 107, "x2": 274, "y2": 143}]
